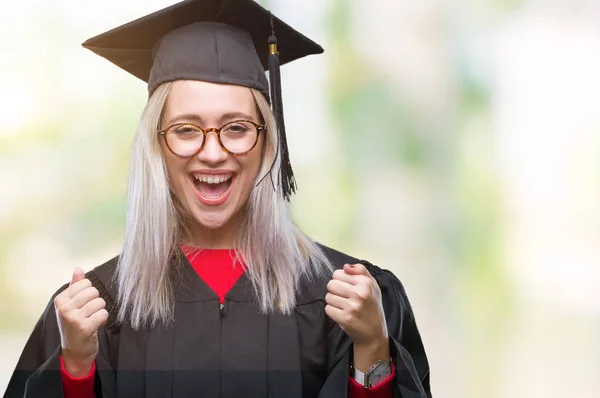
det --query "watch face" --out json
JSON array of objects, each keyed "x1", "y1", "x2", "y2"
[{"x1": 367, "y1": 361, "x2": 392, "y2": 387}]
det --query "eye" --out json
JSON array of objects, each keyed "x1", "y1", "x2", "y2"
[
  {"x1": 223, "y1": 122, "x2": 251, "y2": 134},
  {"x1": 171, "y1": 124, "x2": 201, "y2": 136}
]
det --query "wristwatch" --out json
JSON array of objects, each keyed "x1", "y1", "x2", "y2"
[{"x1": 352, "y1": 358, "x2": 393, "y2": 388}]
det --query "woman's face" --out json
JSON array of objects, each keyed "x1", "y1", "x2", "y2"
[{"x1": 160, "y1": 80, "x2": 265, "y2": 243}]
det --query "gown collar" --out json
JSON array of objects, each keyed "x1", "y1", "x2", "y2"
[{"x1": 174, "y1": 247, "x2": 254, "y2": 303}]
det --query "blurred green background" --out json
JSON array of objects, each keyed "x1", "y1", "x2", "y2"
[{"x1": 2, "y1": 0, "x2": 600, "y2": 396}]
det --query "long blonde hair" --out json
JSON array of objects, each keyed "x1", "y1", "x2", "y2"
[{"x1": 115, "y1": 82, "x2": 332, "y2": 330}]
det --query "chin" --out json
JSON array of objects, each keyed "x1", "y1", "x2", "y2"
[
  {"x1": 194, "y1": 214, "x2": 227, "y2": 230},
  {"x1": 192, "y1": 207, "x2": 237, "y2": 231}
]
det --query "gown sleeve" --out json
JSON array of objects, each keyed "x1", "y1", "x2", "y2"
[
  {"x1": 318, "y1": 261, "x2": 432, "y2": 398},
  {"x1": 4, "y1": 270, "x2": 117, "y2": 398},
  {"x1": 347, "y1": 363, "x2": 395, "y2": 397},
  {"x1": 60, "y1": 356, "x2": 96, "y2": 398}
]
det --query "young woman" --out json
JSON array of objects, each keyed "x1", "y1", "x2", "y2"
[{"x1": 5, "y1": 1, "x2": 431, "y2": 397}]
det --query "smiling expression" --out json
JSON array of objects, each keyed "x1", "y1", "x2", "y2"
[{"x1": 160, "y1": 80, "x2": 265, "y2": 245}]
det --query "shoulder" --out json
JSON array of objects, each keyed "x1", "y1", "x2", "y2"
[
  {"x1": 317, "y1": 243, "x2": 411, "y2": 309},
  {"x1": 298, "y1": 243, "x2": 406, "y2": 304},
  {"x1": 316, "y1": 243, "x2": 359, "y2": 269},
  {"x1": 86, "y1": 255, "x2": 119, "y2": 288},
  {"x1": 317, "y1": 242, "x2": 397, "y2": 281},
  {"x1": 46, "y1": 256, "x2": 119, "y2": 302}
]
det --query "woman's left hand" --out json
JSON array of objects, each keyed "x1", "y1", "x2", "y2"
[{"x1": 325, "y1": 263, "x2": 388, "y2": 347}]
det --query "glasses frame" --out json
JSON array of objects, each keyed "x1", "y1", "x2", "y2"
[{"x1": 158, "y1": 120, "x2": 266, "y2": 158}]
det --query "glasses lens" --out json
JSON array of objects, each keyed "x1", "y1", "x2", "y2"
[
  {"x1": 220, "y1": 121, "x2": 259, "y2": 154},
  {"x1": 165, "y1": 124, "x2": 204, "y2": 157}
]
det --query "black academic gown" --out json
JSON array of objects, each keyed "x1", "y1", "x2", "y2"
[{"x1": 4, "y1": 245, "x2": 431, "y2": 398}]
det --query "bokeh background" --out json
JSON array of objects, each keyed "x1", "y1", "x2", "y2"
[{"x1": 2, "y1": 0, "x2": 599, "y2": 396}]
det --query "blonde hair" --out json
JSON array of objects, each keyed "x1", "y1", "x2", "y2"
[{"x1": 115, "y1": 82, "x2": 332, "y2": 330}]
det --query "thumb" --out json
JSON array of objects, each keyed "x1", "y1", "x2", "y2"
[
  {"x1": 344, "y1": 263, "x2": 368, "y2": 276},
  {"x1": 70, "y1": 267, "x2": 86, "y2": 285}
]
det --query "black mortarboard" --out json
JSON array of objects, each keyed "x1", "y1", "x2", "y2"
[{"x1": 82, "y1": 0, "x2": 324, "y2": 200}]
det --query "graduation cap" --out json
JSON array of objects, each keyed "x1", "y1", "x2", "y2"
[{"x1": 82, "y1": 0, "x2": 324, "y2": 200}]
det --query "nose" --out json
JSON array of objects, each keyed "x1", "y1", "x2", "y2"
[{"x1": 196, "y1": 130, "x2": 228, "y2": 164}]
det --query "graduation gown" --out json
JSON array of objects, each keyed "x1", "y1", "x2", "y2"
[{"x1": 4, "y1": 245, "x2": 431, "y2": 398}]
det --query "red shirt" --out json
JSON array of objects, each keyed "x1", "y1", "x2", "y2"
[{"x1": 60, "y1": 248, "x2": 393, "y2": 397}]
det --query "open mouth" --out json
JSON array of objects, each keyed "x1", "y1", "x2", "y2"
[{"x1": 191, "y1": 172, "x2": 234, "y2": 203}]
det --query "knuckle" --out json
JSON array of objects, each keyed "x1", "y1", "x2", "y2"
[
  {"x1": 59, "y1": 306, "x2": 74, "y2": 320},
  {"x1": 326, "y1": 280, "x2": 335, "y2": 290},
  {"x1": 61, "y1": 308, "x2": 74, "y2": 320},
  {"x1": 355, "y1": 289, "x2": 370, "y2": 301},
  {"x1": 53, "y1": 296, "x2": 63, "y2": 309},
  {"x1": 89, "y1": 287, "x2": 99, "y2": 298},
  {"x1": 344, "y1": 313, "x2": 354, "y2": 326},
  {"x1": 372, "y1": 285, "x2": 381, "y2": 297},
  {"x1": 80, "y1": 324, "x2": 93, "y2": 336},
  {"x1": 325, "y1": 305, "x2": 336, "y2": 319},
  {"x1": 81, "y1": 320, "x2": 96, "y2": 335},
  {"x1": 96, "y1": 308, "x2": 109, "y2": 318},
  {"x1": 73, "y1": 320, "x2": 87, "y2": 334},
  {"x1": 371, "y1": 281, "x2": 380, "y2": 293},
  {"x1": 80, "y1": 278, "x2": 92, "y2": 288},
  {"x1": 332, "y1": 269, "x2": 344, "y2": 279},
  {"x1": 98, "y1": 312, "x2": 109, "y2": 326},
  {"x1": 361, "y1": 287, "x2": 374, "y2": 301},
  {"x1": 349, "y1": 299, "x2": 363, "y2": 312},
  {"x1": 57, "y1": 304, "x2": 71, "y2": 318}
]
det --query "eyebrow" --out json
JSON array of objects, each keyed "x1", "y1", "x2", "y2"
[{"x1": 165, "y1": 112, "x2": 258, "y2": 126}]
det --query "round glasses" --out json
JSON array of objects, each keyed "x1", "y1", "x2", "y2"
[{"x1": 158, "y1": 120, "x2": 265, "y2": 157}]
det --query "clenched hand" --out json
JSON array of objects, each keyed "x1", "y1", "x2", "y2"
[
  {"x1": 325, "y1": 263, "x2": 390, "y2": 371},
  {"x1": 54, "y1": 268, "x2": 108, "y2": 377}
]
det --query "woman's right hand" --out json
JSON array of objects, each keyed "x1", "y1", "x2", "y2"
[{"x1": 54, "y1": 267, "x2": 109, "y2": 377}]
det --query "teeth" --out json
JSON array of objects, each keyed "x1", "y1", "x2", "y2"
[{"x1": 193, "y1": 173, "x2": 232, "y2": 184}]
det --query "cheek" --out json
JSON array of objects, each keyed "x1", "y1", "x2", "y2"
[
  {"x1": 233, "y1": 150, "x2": 263, "y2": 205},
  {"x1": 242, "y1": 145, "x2": 264, "y2": 185},
  {"x1": 251, "y1": 136, "x2": 267, "y2": 174},
  {"x1": 162, "y1": 151, "x2": 188, "y2": 195},
  {"x1": 250, "y1": 150, "x2": 264, "y2": 175}
]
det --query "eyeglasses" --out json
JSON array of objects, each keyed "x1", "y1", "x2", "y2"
[{"x1": 158, "y1": 120, "x2": 265, "y2": 157}]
